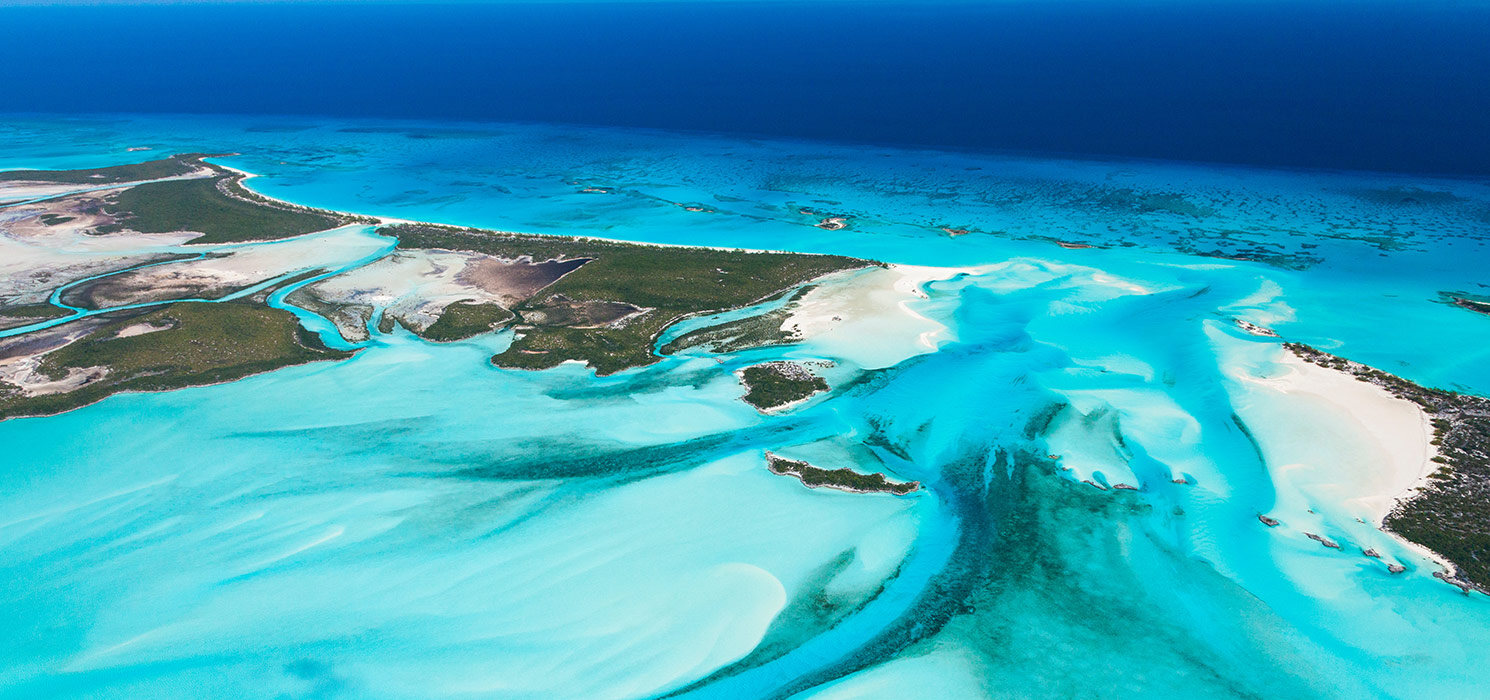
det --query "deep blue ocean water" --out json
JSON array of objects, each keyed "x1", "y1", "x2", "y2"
[{"x1": 2, "y1": 1, "x2": 1489, "y2": 175}]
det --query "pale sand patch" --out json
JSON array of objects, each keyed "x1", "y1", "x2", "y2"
[
  {"x1": 300, "y1": 248, "x2": 585, "y2": 335},
  {"x1": 301, "y1": 250, "x2": 496, "y2": 332},
  {"x1": 0, "y1": 196, "x2": 200, "y2": 305},
  {"x1": 112, "y1": 321, "x2": 172, "y2": 339},
  {"x1": 0, "y1": 320, "x2": 111, "y2": 397},
  {"x1": 69, "y1": 227, "x2": 386, "y2": 309},
  {"x1": 782, "y1": 264, "x2": 968, "y2": 369},
  {"x1": 0, "y1": 360, "x2": 107, "y2": 397},
  {"x1": 1241, "y1": 353, "x2": 1436, "y2": 528}
]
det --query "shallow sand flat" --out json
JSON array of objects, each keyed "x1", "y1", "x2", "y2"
[
  {"x1": 301, "y1": 248, "x2": 583, "y2": 335},
  {"x1": 790, "y1": 646, "x2": 988, "y2": 700},
  {"x1": 0, "y1": 331, "x2": 923, "y2": 699},
  {"x1": 783, "y1": 265, "x2": 965, "y2": 369},
  {"x1": 0, "y1": 200, "x2": 200, "y2": 305},
  {"x1": 2, "y1": 191, "x2": 121, "y2": 240},
  {"x1": 64, "y1": 226, "x2": 386, "y2": 309},
  {"x1": 0, "y1": 317, "x2": 112, "y2": 396},
  {"x1": 299, "y1": 250, "x2": 499, "y2": 333},
  {"x1": 1239, "y1": 351, "x2": 1434, "y2": 527},
  {"x1": 1217, "y1": 328, "x2": 1447, "y2": 582}
]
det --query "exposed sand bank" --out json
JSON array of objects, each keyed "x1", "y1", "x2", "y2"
[
  {"x1": 1241, "y1": 352, "x2": 1436, "y2": 528},
  {"x1": 1226, "y1": 345, "x2": 1456, "y2": 578},
  {"x1": 781, "y1": 264, "x2": 967, "y2": 369},
  {"x1": 0, "y1": 317, "x2": 112, "y2": 396},
  {"x1": 63, "y1": 227, "x2": 386, "y2": 309},
  {"x1": 0, "y1": 197, "x2": 200, "y2": 305}
]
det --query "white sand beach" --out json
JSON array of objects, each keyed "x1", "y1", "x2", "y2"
[
  {"x1": 1240, "y1": 351, "x2": 1436, "y2": 528},
  {"x1": 783, "y1": 264, "x2": 968, "y2": 369}
]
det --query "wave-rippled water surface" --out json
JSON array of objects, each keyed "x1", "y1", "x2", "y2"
[{"x1": 2, "y1": 115, "x2": 1489, "y2": 699}]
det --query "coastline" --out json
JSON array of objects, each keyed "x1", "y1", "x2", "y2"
[
  {"x1": 1248, "y1": 352, "x2": 1438, "y2": 530},
  {"x1": 215, "y1": 158, "x2": 880, "y2": 259},
  {"x1": 1, "y1": 152, "x2": 883, "y2": 416},
  {"x1": 1256, "y1": 344, "x2": 1489, "y2": 592}
]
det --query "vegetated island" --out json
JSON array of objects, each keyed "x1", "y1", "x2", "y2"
[
  {"x1": 0, "y1": 154, "x2": 869, "y2": 418},
  {"x1": 1451, "y1": 296, "x2": 1490, "y2": 317},
  {"x1": 738, "y1": 361, "x2": 829, "y2": 411},
  {"x1": 1287, "y1": 342, "x2": 1490, "y2": 594},
  {"x1": 661, "y1": 285, "x2": 816, "y2": 355},
  {"x1": 93, "y1": 155, "x2": 375, "y2": 243},
  {"x1": 765, "y1": 452, "x2": 920, "y2": 495}
]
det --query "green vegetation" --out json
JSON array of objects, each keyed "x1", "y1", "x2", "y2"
[
  {"x1": 765, "y1": 453, "x2": 919, "y2": 495},
  {"x1": 421, "y1": 301, "x2": 513, "y2": 342},
  {"x1": 1453, "y1": 297, "x2": 1490, "y2": 317},
  {"x1": 96, "y1": 174, "x2": 347, "y2": 244},
  {"x1": 1288, "y1": 343, "x2": 1490, "y2": 593},
  {"x1": 38, "y1": 214, "x2": 75, "y2": 226},
  {"x1": 0, "y1": 153, "x2": 205, "y2": 185},
  {"x1": 384, "y1": 224, "x2": 867, "y2": 374},
  {"x1": 740, "y1": 362, "x2": 828, "y2": 411},
  {"x1": 0, "y1": 302, "x2": 350, "y2": 420},
  {"x1": 661, "y1": 286, "x2": 813, "y2": 355}
]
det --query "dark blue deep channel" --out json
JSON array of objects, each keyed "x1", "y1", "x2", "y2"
[{"x1": 1, "y1": 1, "x2": 1487, "y2": 176}]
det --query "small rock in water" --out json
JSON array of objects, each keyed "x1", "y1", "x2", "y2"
[
  {"x1": 1113, "y1": 483, "x2": 1139, "y2": 491},
  {"x1": 1433, "y1": 571, "x2": 1474, "y2": 593},
  {"x1": 1305, "y1": 532, "x2": 1342, "y2": 549},
  {"x1": 1082, "y1": 479, "x2": 1107, "y2": 491},
  {"x1": 1388, "y1": 564, "x2": 1407, "y2": 574},
  {"x1": 1258, "y1": 514, "x2": 1281, "y2": 527},
  {"x1": 1171, "y1": 476, "x2": 1188, "y2": 485},
  {"x1": 1363, "y1": 548, "x2": 1382, "y2": 558}
]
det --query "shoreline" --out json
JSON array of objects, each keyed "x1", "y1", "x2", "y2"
[
  {"x1": 1264, "y1": 353, "x2": 1439, "y2": 530},
  {"x1": 213, "y1": 157, "x2": 878, "y2": 259},
  {"x1": 1278, "y1": 344, "x2": 1489, "y2": 592}
]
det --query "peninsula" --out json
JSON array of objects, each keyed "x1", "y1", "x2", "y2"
[{"x1": 0, "y1": 154, "x2": 867, "y2": 417}]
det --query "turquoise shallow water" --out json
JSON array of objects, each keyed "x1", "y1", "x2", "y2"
[{"x1": 2, "y1": 115, "x2": 1489, "y2": 698}]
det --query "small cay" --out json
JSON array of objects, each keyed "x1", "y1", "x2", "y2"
[
  {"x1": 764, "y1": 452, "x2": 920, "y2": 495},
  {"x1": 739, "y1": 360, "x2": 828, "y2": 411}
]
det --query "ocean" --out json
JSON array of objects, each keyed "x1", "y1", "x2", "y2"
[
  {"x1": 0, "y1": 112, "x2": 1487, "y2": 699},
  {"x1": 1, "y1": 2, "x2": 1489, "y2": 697},
  {"x1": 2, "y1": 1, "x2": 1489, "y2": 174}
]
